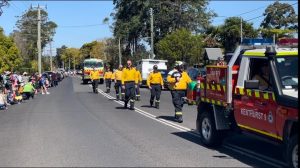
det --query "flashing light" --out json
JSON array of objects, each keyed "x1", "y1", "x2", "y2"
[{"x1": 242, "y1": 38, "x2": 273, "y2": 45}]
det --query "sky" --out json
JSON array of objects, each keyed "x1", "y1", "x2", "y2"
[{"x1": 0, "y1": 0, "x2": 298, "y2": 54}]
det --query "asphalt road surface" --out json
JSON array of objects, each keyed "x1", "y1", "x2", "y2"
[{"x1": 0, "y1": 76, "x2": 288, "y2": 167}]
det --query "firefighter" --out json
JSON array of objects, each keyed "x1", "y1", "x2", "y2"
[
  {"x1": 135, "y1": 66, "x2": 142, "y2": 101},
  {"x1": 104, "y1": 66, "x2": 113, "y2": 93},
  {"x1": 167, "y1": 61, "x2": 191, "y2": 123},
  {"x1": 147, "y1": 65, "x2": 164, "y2": 109},
  {"x1": 113, "y1": 65, "x2": 124, "y2": 101},
  {"x1": 90, "y1": 66, "x2": 100, "y2": 93},
  {"x1": 122, "y1": 60, "x2": 138, "y2": 110}
]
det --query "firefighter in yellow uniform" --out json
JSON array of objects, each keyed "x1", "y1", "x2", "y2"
[
  {"x1": 135, "y1": 67, "x2": 142, "y2": 101},
  {"x1": 112, "y1": 65, "x2": 124, "y2": 101},
  {"x1": 122, "y1": 60, "x2": 138, "y2": 110},
  {"x1": 167, "y1": 62, "x2": 191, "y2": 123},
  {"x1": 90, "y1": 66, "x2": 100, "y2": 93},
  {"x1": 147, "y1": 65, "x2": 164, "y2": 109},
  {"x1": 104, "y1": 66, "x2": 113, "y2": 93}
]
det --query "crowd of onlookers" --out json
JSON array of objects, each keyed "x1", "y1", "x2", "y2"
[{"x1": 0, "y1": 71, "x2": 65, "y2": 110}]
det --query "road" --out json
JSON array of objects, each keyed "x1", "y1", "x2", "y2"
[{"x1": 0, "y1": 76, "x2": 288, "y2": 167}]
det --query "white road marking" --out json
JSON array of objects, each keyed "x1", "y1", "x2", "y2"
[{"x1": 77, "y1": 77, "x2": 286, "y2": 167}]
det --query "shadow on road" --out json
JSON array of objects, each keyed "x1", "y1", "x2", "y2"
[
  {"x1": 140, "y1": 105, "x2": 153, "y2": 108},
  {"x1": 115, "y1": 106, "x2": 127, "y2": 110},
  {"x1": 171, "y1": 131, "x2": 278, "y2": 168},
  {"x1": 156, "y1": 115, "x2": 176, "y2": 122}
]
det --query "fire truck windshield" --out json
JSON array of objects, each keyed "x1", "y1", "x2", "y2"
[
  {"x1": 84, "y1": 62, "x2": 103, "y2": 68},
  {"x1": 275, "y1": 56, "x2": 298, "y2": 98}
]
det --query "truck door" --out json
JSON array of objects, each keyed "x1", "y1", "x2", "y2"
[{"x1": 235, "y1": 58, "x2": 279, "y2": 139}]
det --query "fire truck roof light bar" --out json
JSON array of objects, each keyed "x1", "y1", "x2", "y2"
[{"x1": 242, "y1": 38, "x2": 273, "y2": 46}]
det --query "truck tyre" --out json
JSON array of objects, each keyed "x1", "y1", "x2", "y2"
[
  {"x1": 99, "y1": 79, "x2": 104, "y2": 84},
  {"x1": 199, "y1": 112, "x2": 223, "y2": 147},
  {"x1": 287, "y1": 135, "x2": 298, "y2": 168}
]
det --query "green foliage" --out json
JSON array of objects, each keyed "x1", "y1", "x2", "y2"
[
  {"x1": 260, "y1": 1, "x2": 298, "y2": 30},
  {"x1": 111, "y1": 0, "x2": 215, "y2": 60},
  {"x1": 80, "y1": 41, "x2": 97, "y2": 59},
  {"x1": 219, "y1": 17, "x2": 258, "y2": 52},
  {"x1": 15, "y1": 9, "x2": 57, "y2": 61},
  {"x1": 156, "y1": 28, "x2": 203, "y2": 66},
  {"x1": 0, "y1": 27, "x2": 23, "y2": 73}
]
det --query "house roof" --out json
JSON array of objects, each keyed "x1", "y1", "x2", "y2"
[{"x1": 204, "y1": 48, "x2": 223, "y2": 61}]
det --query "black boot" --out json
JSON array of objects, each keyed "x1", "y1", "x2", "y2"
[
  {"x1": 116, "y1": 95, "x2": 120, "y2": 101},
  {"x1": 155, "y1": 101, "x2": 160, "y2": 109},
  {"x1": 177, "y1": 115, "x2": 183, "y2": 123},
  {"x1": 124, "y1": 101, "x2": 128, "y2": 109},
  {"x1": 150, "y1": 100, "x2": 153, "y2": 107},
  {"x1": 107, "y1": 88, "x2": 110, "y2": 93},
  {"x1": 129, "y1": 100, "x2": 135, "y2": 110}
]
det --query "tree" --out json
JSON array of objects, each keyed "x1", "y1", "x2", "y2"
[
  {"x1": 15, "y1": 8, "x2": 57, "y2": 63},
  {"x1": 80, "y1": 41, "x2": 97, "y2": 59},
  {"x1": 56, "y1": 45, "x2": 68, "y2": 68},
  {"x1": 90, "y1": 41, "x2": 106, "y2": 60},
  {"x1": 111, "y1": 0, "x2": 215, "y2": 60},
  {"x1": 219, "y1": 17, "x2": 258, "y2": 52},
  {"x1": 0, "y1": 27, "x2": 23, "y2": 73},
  {"x1": 260, "y1": 1, "x2": 298, "y2": 30},
  {"x1": 104, "y1": 38, "x2": 119, "y2": 68},
  {"x1": 156, "y1": 28, "x2": 203, "y2": 66},
  {"x1": 60, "y1": 48, "x2": 81, "y2": 70}
]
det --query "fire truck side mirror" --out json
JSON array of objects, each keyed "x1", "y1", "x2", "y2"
[{"x1": 244, "y1": 80, "x2": 259, "y2": 89}]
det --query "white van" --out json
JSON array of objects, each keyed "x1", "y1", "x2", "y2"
[{"x1": 136, "y1": 59, "x2": 168, "y2": 86}]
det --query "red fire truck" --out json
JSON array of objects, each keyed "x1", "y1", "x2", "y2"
[{"x1": 188, "y1": 39, "x2": 298, "y2": 168}]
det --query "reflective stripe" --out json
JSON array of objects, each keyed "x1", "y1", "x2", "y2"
[
  {"x1": 211, "y1": 99, "x2": 215, "y2": 104},
  {"x1": 130, "y1": 99, "x2": 135, "y2": 102},
  {"x1": 223, "y1": 85, "x2": 226, "y2": 91},
  {"x1": 272, "y1": 93, "x2": 275, "y2": 101},
  {"x1": 263, "y1": 92, "x2": 269, "y2": 99},
  {"x1": 206, "y1": 98, "x2": 210, "y2": 103},
  {"x1": 277, "y1": 51, "x2": 298, "y2": 56},
  {"x1": 200, "y1": 83, "x2": 204, "y2": 89},
  {"x1": 207, "y1": 84, "x2": 210, "y2": 90},
  {"x1": 246, "y1": 89, "x2": 252, "y2": 96},
  {"x1": 254, "y1": 91, "x2": 260, "y2": 98},
  {"x1": 217, "y1": 84, "x2": 221, "y2": 91},
  {"x1": 201, "y1": 97, "x2": 205, "y2": 101},
  {"x1": 155, "y1": 100, "x2": 160, "y2": 102},
  {"x1": 244, "y1": 50, "x2": 297, "y2": 57},
  {"x1": 217, "y1": 101, "x2": 221, "y2": 105},
  {"x1": 238, "y1": 124, "x2": 283, "y2": 141},
  {"x1": 244, "y1": 52, "x2": 265, "y2": 57},
  {"x1": 211, "y1": 85, "x2": 216, "y2": 91},
  {"x1": 175, "y1": 112, "x2": 182, "y2": 115}
]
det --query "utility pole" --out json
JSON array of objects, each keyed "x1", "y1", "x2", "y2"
[
  {"x1": 49, "y1": 41, "x2": 53, "y2": 71},
  {"x1": 32, "y1": 4, "x2": 46, "y2": 75},
  {"x1": 150, "y1": 8, "x2": 154, "y2": 59},
  {"x1": 118, "y1": 37, "x2": 122, "y2": 66},
  {"x1": 240, "y1": 17, "x2": 243, "y2": 43}
]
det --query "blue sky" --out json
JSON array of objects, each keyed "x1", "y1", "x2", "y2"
[{"x1": 0, "y1": 0, "x2": 298, "y2": 53}]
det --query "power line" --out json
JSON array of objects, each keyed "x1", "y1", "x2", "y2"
[
  {"x1": 245, "y1": 2, "x2": 298, "y2": 22},
  {"x1": 58, "y1": 23, "x2": 108, "y2": 28}
]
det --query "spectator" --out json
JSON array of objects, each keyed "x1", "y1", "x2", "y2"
[{"x1": 23, "y1": 81, "x2": 35, "y2": 100}]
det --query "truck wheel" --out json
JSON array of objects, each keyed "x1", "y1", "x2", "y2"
[
  {"x1": 199, "y1": 112, "x2": 223, "y2": 147},
  {"x1": 287, "y1": 135, "x2": 298, "y2": 168}
]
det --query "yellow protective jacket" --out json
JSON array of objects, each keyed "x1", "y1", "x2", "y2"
[
  {"x1": 122, "y1": 67, "x2": 138, "y2": 85},
  {"x1": 90, "y1": 70, "x2": 100, "y2": 80},
  {"x1": 112, "y1": 70, "x2": 123, "y2": 81},
  {"x1": 147, "y1": 72, "x2": 164, "y2": 86},
  {"x1": 167, "y1": 71, "x2": 191, "y2": 90},
  {"x1": 136, "y1": 70, "x2": 142, "y2": 83},
  {"x1": 104, "y1": 71, "x2": 113, "y2": 80}
]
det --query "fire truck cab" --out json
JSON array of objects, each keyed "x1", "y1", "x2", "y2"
[{"x1": 195, "y1": 39, "x2": 298, "y2": 168}]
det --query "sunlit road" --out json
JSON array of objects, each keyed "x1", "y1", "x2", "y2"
[{"x1": 0, "y1": 76, "x2": 287, "y2": 167}]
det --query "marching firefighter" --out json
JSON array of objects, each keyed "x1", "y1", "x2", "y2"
[
  {"x1": 147, "y1": 65, "x2": 164, "y2": 109},
  {"x1": 113, "y1": 65, "x2": 124, "y2": 101},
  {"x1": 122, "y1": 60, "x2": 138, "y2": 110},
  {"x1": 104, "y1": 66, "x2": 113, "y2": 93},
  {"x1": 167, "y1": 61, "x2": 191, "y2": 123},
  {"x1": 90, "y1": 66, "x2": 100, "y2": 94},
  {"x1": 135, "y1": 66, "x2": 142, "y2": 101}
]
